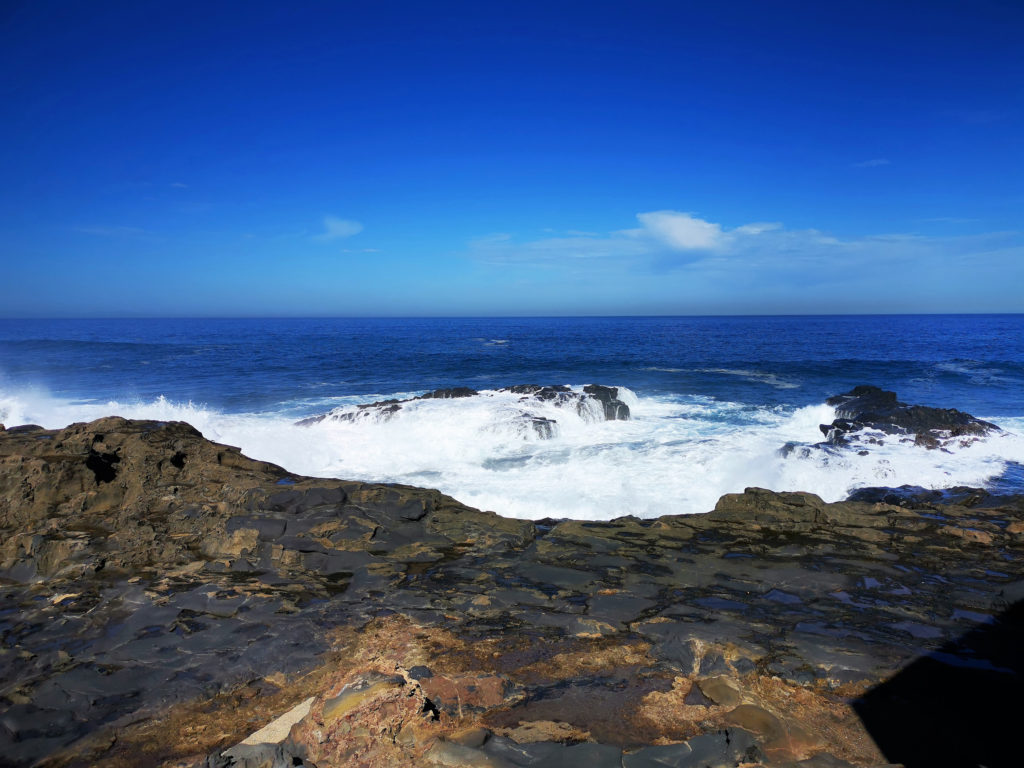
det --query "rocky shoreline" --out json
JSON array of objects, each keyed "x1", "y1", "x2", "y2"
[{"x1": 1, "y1": 389, "x2": 1022, "y2": 767}]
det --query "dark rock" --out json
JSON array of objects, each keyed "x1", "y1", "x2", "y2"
[
  {"x1": 295, "y1": 398, "x2": 403, "y2": 426},
  {"x1": 482, "y1": 736, "x2": 624, "y2": 767},
  {"x1": 530, "y1": 415, "x2": 557, "y2": 439},
  {"x1": 824, "y1": 385, "x2": 998, "y2": 440},
  {"x1": 622, "y1": 728, "x2": 761, "y2": 767},
  {"x1": 501, "y1": 384, "x2": 573, "y2": 399},
  {"x1": 499, "y1": 384, "x2": 631, "y2": 421},
  {"x1": 4, "y1": 424, "x2": 45, "y2": 434},
  {"x1": 583, "y1": 384, "x2": 631, "y2": 420},
  {"x1": 790, "y1": 386, "x2": 1003, "y2": 460},
  {"x1": 218, "y1": 742, "x2": 309, "y2": 768},
  {"x1": 416, "y1": 387, "x2": 479, "y2": 399},
  {"x1": 845, "y1": 484, "x2": 1024, "y2": 511},
  {"x1": 779, "y1": 441, "x2": 811, "y2": 458},
  {"x1": 85, "y1": 447, "x2": 120, "y2": 484}
]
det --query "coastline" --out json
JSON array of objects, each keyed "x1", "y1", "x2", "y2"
[
  {"x1": 6, "y1": 0, "x2": 1023, "y2": 760},
  {"x1": 1, "y1": 415, "x2": 1022, "y2": 767}
]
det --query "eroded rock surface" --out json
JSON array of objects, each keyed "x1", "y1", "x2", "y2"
[{"x1": 0, "y1": 417, "x2": 1021, "y2": 767}]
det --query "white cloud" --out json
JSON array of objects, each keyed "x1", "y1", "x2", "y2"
[
  {"x1": 733, "y1": 222, "x2": 782, "y2": 235},
  {"x1": 471, "y1": 210, "x2": 756, "y2": 266},
  {"x1": 853, "y1": 158, "x2": 891, "y2": 168},
  {"x1": 633, "y1": 210, "x2": 725, "y2": 250},
  {"x1": 317, "y1": 216, "x2": 364, "y2": 241},
  {"x1": 170, "y1": 182, "x2": 188, "y2": 189}
]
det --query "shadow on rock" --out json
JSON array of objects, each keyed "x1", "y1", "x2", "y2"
[{"x1": 853, "y1": 597, "x2": 1024, "y2": 768}]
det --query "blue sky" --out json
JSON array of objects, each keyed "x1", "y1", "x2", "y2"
[{"x1": 1, "y1": 0, "x2": 1022, "y2": 316}]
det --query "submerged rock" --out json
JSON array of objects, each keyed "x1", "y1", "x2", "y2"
[{"x1": 0, "y1": 416, "x2": 1021, "y2": 767}]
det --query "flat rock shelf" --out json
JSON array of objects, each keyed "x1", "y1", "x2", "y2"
[{"x1": 1, "y1": 415, "x2": 1022, "y2": 768}]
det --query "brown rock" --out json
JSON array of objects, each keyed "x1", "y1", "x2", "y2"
[
  {"x1": 726, "y1": 704, "x2": 786, "y2": 746},
  {"x1": 497, "y1": 720, "x2": 591, "y2": 744},
  {"x1": 420, "y1": 674, "x2": 508, "y2": 713},
  {"x1": 939, "y1": 525, "x2": 994, "y2": 545},
  {"x1": 696, "y1": 675, "x2": 742, "y2": 707}
]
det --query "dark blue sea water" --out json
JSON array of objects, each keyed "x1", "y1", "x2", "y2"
[{"x1": 1, "y1": 315, "x2": 1022, "y2": 519}]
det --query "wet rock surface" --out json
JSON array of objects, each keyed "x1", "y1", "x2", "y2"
[{"x1": 0, "y1": 416, "x2": 1021, "y2": 767}]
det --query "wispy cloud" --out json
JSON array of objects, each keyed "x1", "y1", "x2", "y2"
[
  {"x1": 316, "y1": 216, "x2": 363, "y2": 241},
  {"x1": 170, "y1": 182, "x2": 188, "y2": 189},
  {"x1": 470, "y1": 229, "x2": 653, "y2": 267},
  {"x1": 852, "y1": 158, "x2": 891, "y2": 168},
  {"x1": 733, "y1": 222, "x2": 783, "y2": 235}
]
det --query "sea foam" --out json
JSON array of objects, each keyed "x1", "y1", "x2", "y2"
[{"x1": 1, "y1": 385, "x2": 1021, "y2": 520}]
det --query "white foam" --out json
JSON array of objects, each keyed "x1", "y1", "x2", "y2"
[
  {"x1": 934, "y1": 361, "x2": 1010, "y2": 386},
  {"x1": 616, "y1": 386, "x2": 640, "y2": 410},
  {"x1": 696, "y1": 368, "x2": 801, "y2": 390},
  {"x1": 1, "y1": 384, "x2": 1021, "y2": 521}
]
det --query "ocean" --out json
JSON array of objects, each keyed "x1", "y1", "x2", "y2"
[{"x1": 1, "y1": 315, "x2": 1022, "y2": 520}]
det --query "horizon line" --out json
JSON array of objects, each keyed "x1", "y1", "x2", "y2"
[{"x1": 1, "y1": 312, "x2": 1023, "y2": 321}]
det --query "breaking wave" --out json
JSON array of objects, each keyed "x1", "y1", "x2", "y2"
[{"x1": 1, "y1": 384, "x2": 1021, "y2": 521}]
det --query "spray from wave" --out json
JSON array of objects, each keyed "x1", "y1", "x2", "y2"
[{"x1": 1, "y1": 384, "x2": 1020, "y2": 520}]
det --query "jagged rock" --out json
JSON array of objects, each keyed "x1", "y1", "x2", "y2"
[{"x1": 819, "y1": 385, "x2": 998, "y2": 448}]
